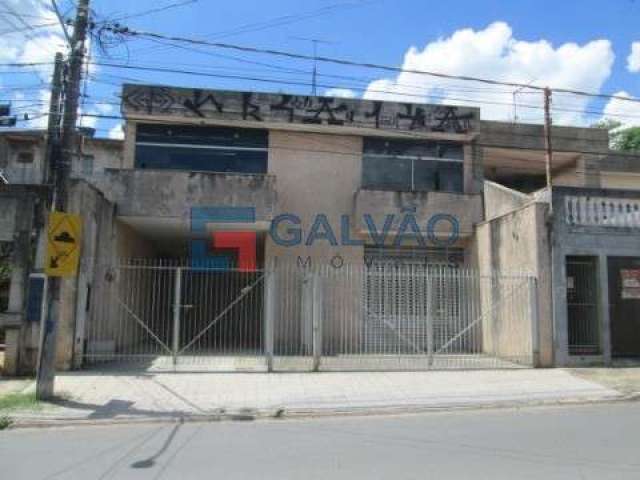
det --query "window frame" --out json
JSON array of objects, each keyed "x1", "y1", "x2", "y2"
[{"x1": 362, "y1": 150, "x2": 464, "y2": 193}]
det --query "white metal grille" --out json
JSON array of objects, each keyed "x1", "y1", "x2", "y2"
[{"x1": 82, "y1": 259, "x2": 538, "y2": 372}]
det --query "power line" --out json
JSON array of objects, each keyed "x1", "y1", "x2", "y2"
[
  {"x1": 120, "y1": 1, "x2": 374, "y2": 58},
  {"x1": 100, "y1": 24, "x2": 640, "y2": 104},
  {"x1": 0, "y1": 62, "x2": 55, "y2": 67},
  {"x1": 87, "y1": 61, "x2": 640, "y2": 123},
  {"x1": 0, "y1": 21, "x2": 58, "y2": 36},
  {"x1": 101, "y1": 0, "x2": 198, "y2": 23}
]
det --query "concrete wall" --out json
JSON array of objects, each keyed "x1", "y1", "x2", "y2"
[
  {"x1": 266, "y1": 130, "x2": 364, "y2": 264},
  {"x1": 56, "y1": 180, "x2": 118, "y2": 369},
  {"x1": 97, "y1": 169, "x2": 277, "y2": 229},
  {"x1": 0, "y1": 133, "x2": 46, "y2": 185},
  {"x1": 0, "y1": 197, "x2": 18, "y2": 242},
  {"x1": 265, "y1": 131, "x2": 364, "y2": 350},
  {"x1": 483, "y1": 180, "x2": 531, "y2": 222},
  {"x1": 72, "y1": 138, "x2": 124, "y2": 178},
  {"x1": 590, "y1": 152, "x2": 640, "y2": 191},
  {"x1": 475, "y1": 200, "x2": 552, "y2": 366},
  {"x1": 354, "y1": 189, "x2": 483, "y2": 243},
  {"x1": 480, "y1": 121, "x2": 610, "y2": 153}
]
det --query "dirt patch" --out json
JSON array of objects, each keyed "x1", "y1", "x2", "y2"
[{"x1": 568, "y1": 368, "x2": 640, "y2": 396}]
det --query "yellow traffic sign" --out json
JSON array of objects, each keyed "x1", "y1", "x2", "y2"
[{"x1": 45, "y1": 212, "x2": 82, "y2": 277}]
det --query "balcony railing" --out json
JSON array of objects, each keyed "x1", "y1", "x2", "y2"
[{"x1": 565, "y1": 195, "x2": 640, "y2": 228}]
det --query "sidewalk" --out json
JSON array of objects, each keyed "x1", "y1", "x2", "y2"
[{"x1": 2, "y1": 368, "x2": 627, "y2": 426}]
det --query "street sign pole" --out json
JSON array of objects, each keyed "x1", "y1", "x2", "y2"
[{"x1": 36, "y1": 0, "x2": 90, "y2": 400}]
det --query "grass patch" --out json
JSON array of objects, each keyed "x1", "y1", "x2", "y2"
[
  {"x1": 0, "y1": 391, "x2": 39, "y2": 413},
  {"x1": 0, "y1": 416, "x2": 12, "y2": 430}
]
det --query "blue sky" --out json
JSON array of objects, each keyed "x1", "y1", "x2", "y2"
[{"x1": 1, "y1": 0, "x2": 639, "y2": 136}]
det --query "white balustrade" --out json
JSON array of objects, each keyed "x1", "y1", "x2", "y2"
[{"x1": 565, "y1": 195, "x2": 640, "y2": 228}]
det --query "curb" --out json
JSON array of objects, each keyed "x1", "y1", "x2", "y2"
[{"x1": 5, "y1": 393, "x2": 638, "y2": 430}]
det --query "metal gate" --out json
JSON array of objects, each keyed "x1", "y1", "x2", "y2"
[
  {"x1": 83, "y1": 259, "x2": 538, "y2": 371},
  {"x1": 84, "y1": 260, "x2": 265, "y2": 370},
  {"x1": 566, "y1": 257, "x2": 600, "y2": 355}
]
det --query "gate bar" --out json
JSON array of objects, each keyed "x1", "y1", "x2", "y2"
[{"x1": 172, "y1": 267, "x2": 182, "y2": 366}]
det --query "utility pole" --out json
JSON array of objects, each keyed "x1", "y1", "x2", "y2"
[
  {"x1": 36, "y1": 0, "x2": 91, "y2": 400},
  {"x1": 543, "y1": 87, "x2": 554, "y2": 194},
  {"x1": 45, "y1": 53, "x2": 64, "y2": 184}
]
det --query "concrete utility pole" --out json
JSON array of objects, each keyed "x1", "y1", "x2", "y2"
[
  {"x1": 45, "y1": 53, "x2": 64, "y2": 184},
  {"x1": 36, "y1": 0, "x2": 91, "y2": 400},
  {"x1": 543, "y1": 87, "x2": 554, "y2": 192}
]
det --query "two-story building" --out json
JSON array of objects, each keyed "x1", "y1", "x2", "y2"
[{"x1": 1, "y1": 85, "x2": 639, "y2": 374}]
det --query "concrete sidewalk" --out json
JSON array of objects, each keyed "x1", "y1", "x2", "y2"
[{"x1": 4, "y1": 369, "x2": 625, "y2": 426}]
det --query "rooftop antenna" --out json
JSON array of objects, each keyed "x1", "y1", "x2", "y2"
[
  {"x1": 290, "y1": 36, "x2": 336, "y2": 96},
  {"x1": 512, "y1": 77, "x2": 538, "y2": 123}
]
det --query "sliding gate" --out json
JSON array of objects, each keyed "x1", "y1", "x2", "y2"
[{"x1": 83, "y1": 260, "x2": 538, "y2": 371}]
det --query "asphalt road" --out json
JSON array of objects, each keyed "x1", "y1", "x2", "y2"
[{"x1": 2, "y1": 403, "x2": 640, "y2": 479}]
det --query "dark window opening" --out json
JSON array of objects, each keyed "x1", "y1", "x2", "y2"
[
  {"x1": 362, "y1": 138, "x2": 464, "y2": 193},
  {"x1": 135, "y1": 124, "x2": 268, "y2": 174},
  {"x1": 16, "y1": 151, "x2": 34, "y2": 164}
]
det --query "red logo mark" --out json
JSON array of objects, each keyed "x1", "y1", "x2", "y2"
[{"x1": 211, "y1": 232, "x2": 257, "y2": 272}]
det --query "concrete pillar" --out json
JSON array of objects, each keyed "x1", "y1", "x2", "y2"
[
  {"x1": 598, "y1": 254, "x2": 612, "y2": 365},
  {"x1": 123, "y1": 121, "x2": 137, "y2": 169},
  {"x1": 581, "y1": 154, "x2": 602, "y2": 188},
  {"x1": 263, "y1": 267, "x2": 277, "y2": 372},
  {"x1": 463, "y1": 141, "x2": 483, "y2": 194},
  {"x1": 3, "y1": 329, "x2": 20, "y2": 375},
  {"x1": 552, "y1": 246, "x2": 570, "y2": 366}
]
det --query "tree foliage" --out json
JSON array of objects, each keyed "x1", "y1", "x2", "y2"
[{"x1": 593, "y1": 120, "x2": 640, "y2": 152}]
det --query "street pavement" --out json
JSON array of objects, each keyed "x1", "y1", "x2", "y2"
[
  {"x1": 4, "y1": 368, "x2": 622, "y2": 424},
  {"x1": 1, "y1": 402, "x2": 640, "y2": 479}
]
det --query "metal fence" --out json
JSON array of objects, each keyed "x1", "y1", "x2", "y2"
[{"x1": 82, "y1": 259, "x2": 538, "y2": 371}]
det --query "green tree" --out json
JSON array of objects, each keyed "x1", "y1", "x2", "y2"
[{"x1": 593, "y1": 120, "x2": 640, "y2": 152}]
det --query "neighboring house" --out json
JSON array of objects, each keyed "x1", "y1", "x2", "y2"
[
  {"x1": 0, "y1": 128, "x2": 123, "y2": 375},
  {"x1": 1, "y1": 86, "x2": 640, "y2": 375}
]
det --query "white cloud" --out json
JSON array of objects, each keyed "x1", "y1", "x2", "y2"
[
  {"x1": 628, "y1": 42, "x2": 640, "y2": 73},
  {"x1": 601, "y1": 91, "x2": 640, "y2": 128},
  {"x1": 108, "y1": 123, "x2": 124, "y2": 140},
  {"x1": 324, "y1": 88, "x2": 357, "y2": 99},
  {"x1": 0, "y1": 1, "x2": 66, "y2": 128},
  {"x1": 363, "y1": 22, "x2": 615, "y2": 126},
  {"x1": 79, "y1": 103, "x2": 115, "y2": 129}
]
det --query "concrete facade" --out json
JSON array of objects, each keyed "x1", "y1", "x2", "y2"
[
  {"x1": 3, "y1": 86, "x2": 640, "y2": 374},
  {"x1": 550, "y1": 186, "x2": 640, "y2": 366}
]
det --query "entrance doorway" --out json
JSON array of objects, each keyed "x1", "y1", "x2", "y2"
[
  {"x1": 608, "y1": 257, "x2": 640, "y2": 357},
  {"x1": 566, "y1": 256, "x2": 600, "y2": 355}
]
